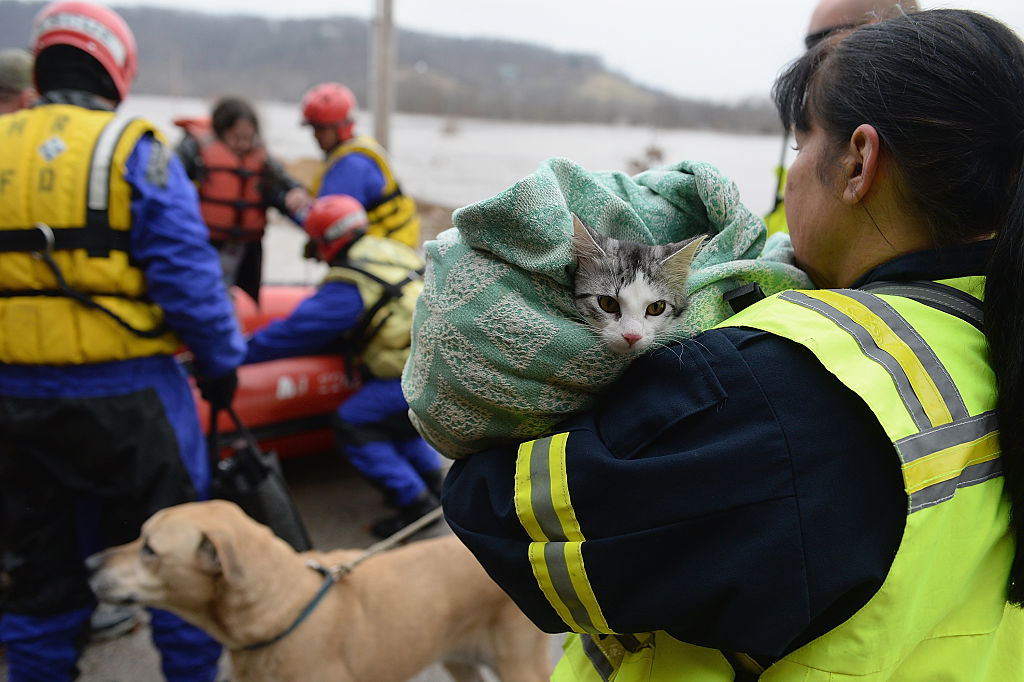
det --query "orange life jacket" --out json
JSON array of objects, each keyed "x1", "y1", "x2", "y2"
[{"x1": 174, "y1": 116, "x2": 268, "y2": 242}]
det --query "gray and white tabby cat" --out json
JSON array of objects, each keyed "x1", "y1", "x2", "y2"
[{"x1": 571, "y1": 213, "x2": 705, "y2": 354}]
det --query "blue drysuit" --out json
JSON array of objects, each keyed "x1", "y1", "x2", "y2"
[
  {"x1": 244, "y1": 279, "x2": 440, "y2": 507},
  {"x1": 0, "y1": 129, "x2": 245, "y2": 682},
  {"x1": 316, "y1": 152, "x2": 386, "y2": 207}
]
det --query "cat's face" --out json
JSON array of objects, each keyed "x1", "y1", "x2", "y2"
[{"x1": 572, "y1": 213, "x2": 703, "y2": 354}]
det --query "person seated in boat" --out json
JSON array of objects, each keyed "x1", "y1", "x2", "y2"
[
  {"x1": 299, "y1": 82, "x2": 420, "y2": 248},
  {"x1": 175, "y1": 96, "x2": 313, "y2": 304},
  {"x1": 243, "y1": 194, "x2": 443, "y2": 539}
]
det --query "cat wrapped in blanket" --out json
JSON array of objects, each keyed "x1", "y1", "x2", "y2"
[
  {"x1": 571, "y1": 213, "x2": 706, "y2": 354},
  {"x1": 404, "y1": 157, "x2": 812, "y2": 458}
]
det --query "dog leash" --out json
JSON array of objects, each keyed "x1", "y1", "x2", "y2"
[
  {"x1": 237, "y1": 507, "x2": 443, "y2": 650},
  {"x1": 240, "y1": 563, "x2": 336, "y2": 651},
  {"x1": 238, "y1": 505, "x2": 445, "y2": 650},
  {"x1": 314, "y1": 505, "x2": 445, "y2": 579}
]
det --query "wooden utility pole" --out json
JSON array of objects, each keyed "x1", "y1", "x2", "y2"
[{"x1": 371, "y1": 0, "x2": 394, "y2": 150}]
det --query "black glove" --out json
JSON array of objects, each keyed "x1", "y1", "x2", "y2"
[
  {"x1": 302, "y1": 239, "x2": 318, "y2": 260},
  {"x1": 197, "y1": 369, "x2": 238, "y2": 412}
]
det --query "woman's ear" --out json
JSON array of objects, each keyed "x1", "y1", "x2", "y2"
[{"x1": 841, "y1": 123, "x2": 882, "y2": 204}]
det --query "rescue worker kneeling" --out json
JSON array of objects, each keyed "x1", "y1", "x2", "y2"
[{"x1": 243, "y1": 195, "x2": 443, "y2": 538}]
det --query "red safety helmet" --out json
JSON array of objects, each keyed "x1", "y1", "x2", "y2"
[
  {"x1": 305, "y1": 194, "x2": 369, "y2": 262},
  {"x1": 31, "y1": 1, "x2": 138, "y2": 101},
  {"x1": 301, "y1": 82, "x2": 356, "y2": 139}
]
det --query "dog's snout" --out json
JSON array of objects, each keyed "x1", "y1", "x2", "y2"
[{"x1": 84, "y1": 550, "x2": 108, "y2": 576}]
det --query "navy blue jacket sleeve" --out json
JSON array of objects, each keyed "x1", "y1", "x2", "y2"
[
  {"x1": 444, "y1": 327, "x2": 905, "y2": 658},
  {"x1": 317, "y1": 152, "x2": 386, "y2": 208},
  {"x1": 126, "y1": 134, "x2": 245, "y2": 378},
  {"x1": 243, "y1": 281, "x2": 364, "y2": 364}
]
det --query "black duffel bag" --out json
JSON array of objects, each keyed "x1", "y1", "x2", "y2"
[{"x1": 208, "y1": 405, "x2": 313, "y2": 552}]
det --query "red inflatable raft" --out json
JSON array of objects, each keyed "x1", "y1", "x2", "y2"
[{"x1": 190, "y1": 285, "x2": 361, "y2": 460}]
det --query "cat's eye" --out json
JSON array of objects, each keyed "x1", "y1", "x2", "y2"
[
  {"x1": 647, "y1": 300, "x2": 667, "y2": 316},
  {"x1": 598, "y1": 296, "x2": 619, "y2": 313}
]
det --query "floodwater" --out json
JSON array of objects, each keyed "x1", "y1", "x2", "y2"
[
  {"x1": 123, "y1": 93, "x2": 787, "y2": 219},
  {"x1": 120, "y1": 94, "x2": 788, "y2": 288}
]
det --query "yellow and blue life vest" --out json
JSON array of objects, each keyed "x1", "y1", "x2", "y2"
[
  {"x1": 312, "y1": 135, "x2": 420, "y2": 248},
  {"x1": 0, "y1": 104, "x2": 181, "y2": 365},
  {"x1": 322, "y1": 234, "x2": 423, "y2": 379}
]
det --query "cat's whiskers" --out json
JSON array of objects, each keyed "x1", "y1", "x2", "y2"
[
  {"x1": 663, "y1": 343, "x2": 690, "y2": 365},
  {"x1": 684, "y1": 337, "x2": 713, "y2": 357}
]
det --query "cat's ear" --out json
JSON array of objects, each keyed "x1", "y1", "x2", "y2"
[
  {"x1": 572, "y1": 213, "x2": 607, "y2": 260},
  {"x1": 661, "y1": 234, "x2": 706, "y2": 275}
]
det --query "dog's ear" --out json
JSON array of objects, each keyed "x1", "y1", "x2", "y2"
[{"x1": 197, "y1": 530, "x2": 245, "y2": 581}]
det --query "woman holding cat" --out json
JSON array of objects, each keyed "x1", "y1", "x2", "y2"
[{"x1": 443, "y1": 9, "x2": 1024, "y2": 681}]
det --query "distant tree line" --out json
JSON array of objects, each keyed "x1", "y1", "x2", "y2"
[{"x1": 0, "y1": 1, "x2": 782, "y2": 134}]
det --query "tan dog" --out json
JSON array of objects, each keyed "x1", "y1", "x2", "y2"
[{"x1": 86, "y1": 500, "x2": 551, "y2": 682}]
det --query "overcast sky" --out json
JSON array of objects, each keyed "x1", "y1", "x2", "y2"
[{"x1": 40, "y1": 0, "x2": 1024, "y2": 102}]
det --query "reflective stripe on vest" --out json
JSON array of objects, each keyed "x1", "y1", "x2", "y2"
[
  {"x1": 777, "y1": 289, "x2": 1000, "y2": 513},
  {"x1": 89, "y1": 112, "x2": 134, "y2": 211},
  {"x1": 582, "y1": 635, "x2": 618, "y2": 682},
  {"x1": 859, "y1": 280, "x2": 985, "y2": 331},
  {"x1": 779, "y1": 290, "x2": 966, "y2": 428}
]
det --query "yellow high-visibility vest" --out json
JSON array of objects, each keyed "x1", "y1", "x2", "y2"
[{"x1": 545, "y1": 279, "x2": 1023, "y2": 680}]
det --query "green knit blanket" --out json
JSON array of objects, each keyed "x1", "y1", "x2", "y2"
[{"x1": 402, "y1": 157, "x2": 812, "y2": 458}]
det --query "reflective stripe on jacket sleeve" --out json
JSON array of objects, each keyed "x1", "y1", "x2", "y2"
[{"x1": 515, "y1": 432, "x2": 614, "y2": 634}]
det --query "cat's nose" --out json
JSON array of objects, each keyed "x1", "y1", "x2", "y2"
[{"x1": 622, "y1": 333, "x2": 642, "y2": 347}]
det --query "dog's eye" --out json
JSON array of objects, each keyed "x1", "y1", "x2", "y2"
[{"x1": 141, "y1": 541, "x2": 157, "y2": 558}]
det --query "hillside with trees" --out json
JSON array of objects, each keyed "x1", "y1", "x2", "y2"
[{"x1": 0, "y1": 0, "x2": 781, "y2": 133}]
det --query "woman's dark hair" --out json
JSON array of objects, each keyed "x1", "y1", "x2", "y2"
[
  {"x1": 773, "y1": 9, "x2": 1024, "y2": 604},
  {"x1": 211, "y1": 97, "x2": 259, "y2": 138}
]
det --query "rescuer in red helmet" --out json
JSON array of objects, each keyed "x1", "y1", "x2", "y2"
[
  {"x1": 300, "y1": 82, "x2": 421, "y2": 248},
  {"x1": 244, "y1": 194, "x2": 444, "y2": 538},
  {"x1": 0, "y1": 3, "x2": 244, "y2": 679}
]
